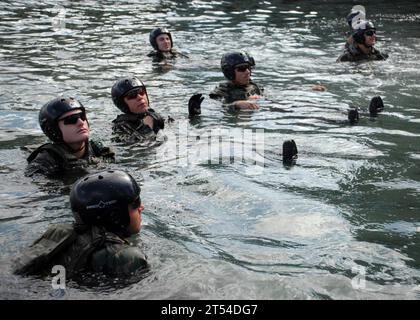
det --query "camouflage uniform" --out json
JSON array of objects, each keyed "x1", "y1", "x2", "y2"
[
  {"x1": 147, "y1": 49, "x2": 184, "y2": 62},
  {"x1": 112, "y1": 109, "x2": 165, "y2": 143},
  {"x1": 337, "y1": 40, "x2": 388, "y2": 62},
  {"x1": 209, "y1": 80, "x2": 263, "y2": 109},
  {"x1": 13, "y1": 223, "x2": 148, "y2": 278},
  {"x1": 25, "y1": 140, "x2": 115, "y2": 177}
]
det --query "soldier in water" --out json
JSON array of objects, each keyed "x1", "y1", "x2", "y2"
[
  {"x1": 25, "y1": 97, "x2": 114, "y2": 177},
  {"x1": 337, "y1": 5, "x2": 388, "y2": 62},
  {"x1": 147, "y1": 27, "x2": 187, "y2": 62},
  {"x1": 14, "y1": 170, "x2": 148, "y2": 281},
  {"x1": 111, "y1": 76, "x2": 205, "y2": 141},
  {"x1": 111, "y1": 77, "x2": 166, "y2": 144},
  {"x1": 209, "y1": 51, "x2": 263, "y2": 111}
]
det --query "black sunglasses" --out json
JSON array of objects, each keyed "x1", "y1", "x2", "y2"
[
  {"x1": 365, "y1": 30, "x2": 376, "y2": 36},
  {"x1": 235, "y1": 65, "x2": 251, "y2": 72},
  {"x1": 125, "y1": 87, "x2": 147, "y2": 100},
  {"x1": 59, "y1": 112, "x2": 87, "y2": 125}
]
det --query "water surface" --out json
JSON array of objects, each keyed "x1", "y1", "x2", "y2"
[{"x1": 1, "y1": 0, "x2": 420, "y2": 299}]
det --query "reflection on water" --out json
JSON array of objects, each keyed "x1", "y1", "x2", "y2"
[{"x1": 1, "y1": 0, "x2": 420, "y2": 299}]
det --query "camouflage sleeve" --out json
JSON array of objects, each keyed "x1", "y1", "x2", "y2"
[
  {"x1": 210, "y1": 85, "x2": 242, "y2": 108},
  {"x1": 209, "y1": 85, "x2": 227, "y2": 101},
  {"x1": 112, "y1": 120, "x2": 133, "y2": 135},
  {"x1": 223, "y1": 93, "x2": 238, "y2": 105},
  {"x1": 13, "y1": 224, "x2": 75, "y2": 275},
  {"x1": 256, "y1": 83, "x2": 264, "y2": 95},
  {"x1": 112, "y1": 121, "x2": 153, "y2": 143},
  {"x1": 112, "y1": 246, "x2": 148, "y2": 275},
  {"x1": 90, "y1": 244, "x2": 148, "y2": 277},
  {"x1": 167, "y1": 48, "x2": 188, "y2": 58},
  {"x1": 25, "y1": 150, "x2": 61, "y2": 177},
  {"x1": 89, "y1": 140, "x2": 115, "y2": 162},
  {"x1": 337, "y1": 42, "x2": 357, "y2": 62},
  {"x1": 336, "y1": 50, "x2": 353, "y2": 62},
  {"x1": 135, "y1": 123, "x2": 154, "y2": 135},
  {"x1": 147, "y1": 50, "x2": 159, "y2": 58}
]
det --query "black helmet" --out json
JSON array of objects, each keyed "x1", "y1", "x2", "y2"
[
  {"x1": 39, "y1": 97, "x2": 86, "y2": 143},
  {"x1": 111, "y1": 77, "x2": 149, "y2": 114},
  {"x1": 70, "y1": 170, "x2": 141, "y2": 233},
  {"x1": 352, "y1": 20, "x2": 376, "y2": 44},
  {"x1": 149, "y1": 27, "x2": 173, "y2": 51},
  {"x1": 221, "y1": 51, "x2": 256, "y2": 80}
]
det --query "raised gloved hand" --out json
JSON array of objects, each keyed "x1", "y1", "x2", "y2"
[
  {"x1": 369, "y1": 96, "x2": 384, "y2": 115},
  {"x1": 348, "y1": 107, "x2": 359, "y2": 124},
  {"x1": 188, "y1": 93, "x2": 204, "y2": 117},
  {"x1": 282, "y1": 139, "x2": 298, "y2": 165}
]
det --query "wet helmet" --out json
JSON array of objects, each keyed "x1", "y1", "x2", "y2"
[
  {"x1": 149, "y1": 27, "x2": 173, "y2": 51},
  {"x1": 111, "y1": 77, "x2": 149, "y2": 114},
  {"x1": 70, "y1": 170, "x2": 141, "y2": 233},
  {"x1": 352, "y1": 20, "x2": 376, "y2": 44},
  {"x1": 39, "y1": 97, "x2": 86, "y2": 143},
  {"x1": 221, "y1": 51, "x2": 256, "y2": 81}
]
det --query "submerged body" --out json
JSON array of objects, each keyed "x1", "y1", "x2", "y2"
[
  {"x1": 26, "y1": 140, "x2": 114, "y2": 177},
  {"x1": 26, "y1": 97, "x2": 115, "y2": 177},
  {"x1": 337, "y1": 37, "x2": 388, "y2": 62},
  {"x1": 147, "y1": 48, "x2": 184, "y2": 62},
  {"x1": 210, "y1": 80, "x2": 262, "y2": 104},
  {"x1": 338, "y1": 8, "x2": 388, "y2": 63},
  {"x1": 111, "y1": 77, "x2": 166, "y2": 143},
  {"x1": 112, "y1": 109, "x2": 165, "y2": 143},
  {"x1": 211, "y1": 51, "x2": 263, "y2": 111},
  {"x1": 14, "y1": 170, "x2": 148, "y2": 283},
  {"x1": 13, "y1": 223, "x2": 148, "y2": 278}
]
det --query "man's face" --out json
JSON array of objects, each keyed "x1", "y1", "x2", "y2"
[
  {"x1": 156, "y1": 34, "x2": 172, "y2": 52},
  {"x1": 364, "y1": 29, "x2": 376, "y2": 47},
  {"x1": 123, "y1": 87, "x2": 149, "y2": 114},
  {"x1": 233, "y1": 64, "x2": 251, "y2": 86},
  {"x1": 57, "y1": 109, "x2": 89, "y2": 144},
  {"x1": 127, "y1": 202, "x2": 144, "y2": 235}
]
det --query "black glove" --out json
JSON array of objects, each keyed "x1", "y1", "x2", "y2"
[
  {"x1": 369, "y1": 96, "x2": 384, "y2": 115},
  {"x1": 378, "y1": 52, "x2": 389, "y2": 60},
  {"x1": 348, "y1": 107, "x2": 359, "y2": 125},
  {"x1": 188, "y1": 93, "x2": 204, "y2": 117},
  {"x1": 282, "y1": 140, "x2": 298, "y2": 165}
]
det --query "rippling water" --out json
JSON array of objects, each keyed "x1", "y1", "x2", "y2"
[{"x1": 1, "y1": 0, "x2": 420, "y2": 299}]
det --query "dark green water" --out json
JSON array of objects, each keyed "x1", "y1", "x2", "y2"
[{"x1": 1, "y1": 0, "x2": 420, "y2": 299}]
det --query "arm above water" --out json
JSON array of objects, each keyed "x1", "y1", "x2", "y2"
[{"x1": 228, "y1": 100, "x2": 260, "y2": 110}]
